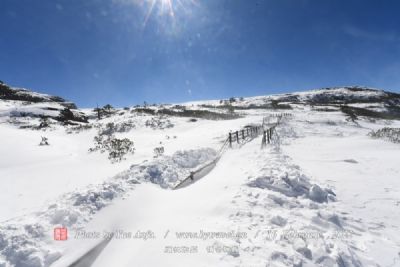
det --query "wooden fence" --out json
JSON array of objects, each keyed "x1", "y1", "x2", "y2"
[
  {"x1": 173, "y1": 120, "x2": 279, "y2": 190},
  {"x1": 228, "y1": 125, "x2": 264, "y2": 147}
]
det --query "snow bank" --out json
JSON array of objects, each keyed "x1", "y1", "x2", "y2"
[
  {"x1": 116, "y1": 148, "x2": 217, "y2": 188},
  {"x1": 248, "y1": 153, "x2": 335, "y2": 203},
  {"x1": 248, "y1": 175, "x2": 335, "y2": 203},
  {"x1": 0, "y1": 148, "x2": 216, "y2": 267},
  {"x1": 0, "y1": 181, "x2": 129, "y2": 267}
]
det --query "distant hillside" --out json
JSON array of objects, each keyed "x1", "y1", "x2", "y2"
[
  {"x1": 0, "y1": 81, "x2": 76, "y2": 109},
  {"x1": 272, "y1": 86, "x2": 400, "y2": 106},
  {"x1": 1, "y1": 81, "x2": 400, "y2": 124},
  {"x1": 188, "y1": 86, "x2": 400, "y2": 120},
  {"x1": 0, "y1": 81, "x2": 88, "y2": 124}
]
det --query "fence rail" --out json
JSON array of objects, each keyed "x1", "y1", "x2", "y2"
[
  {"x1": 173, "y1": 116, "x2": 282, "y2": 190},
  {"x1": 228, "y1": 125, "x2": 264, "y2": 147}
]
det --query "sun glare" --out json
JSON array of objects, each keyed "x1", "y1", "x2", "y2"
[{"x1": 142, "y1": 0, "x2": 198, "y2": 27}]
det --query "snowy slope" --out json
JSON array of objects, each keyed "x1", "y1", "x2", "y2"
[
  {"x1": 0, "y1": 82, "x2": 75, "y2": 108},
  {"x1": 0, "y1": 82, "x2": 87, "y2": 125},
  {"x1": 1, "y1": 84, "x2": 400, "y2": 267}
]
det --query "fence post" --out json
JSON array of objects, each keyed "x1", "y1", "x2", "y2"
[
  {"x1": 262, "y1": 130, "x2": 266, "y2": 148},
  {"x1": 236, "y1": 131, "x2": 239, "y2": 144},
  {"x1": 229, "y1": 132, "x2": 232, "y2": 148}
]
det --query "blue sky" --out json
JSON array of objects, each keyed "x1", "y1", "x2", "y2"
[{"x1": 1, "y1": 0, "x2": 400, "y2": 107}]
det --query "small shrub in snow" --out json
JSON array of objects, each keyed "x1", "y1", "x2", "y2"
[
  {"x1": 368, "y1": 127, "x2": 400, "y2": 143},
  {"x1": 226, "y1": 104, "x2": 235, "y2": 115},
  {"x1": 145, "y1": 115, "x2": 174, "y2": 130},
  {"x1": 39, "y1": 136, "x2": 49, "y2": 146},
  {"x1": 66, "y1": 124, "x2": 93, "y2": 134},
  {"x1": 100, "y1": 121, "x2": 135, "y2": 135},
  {"x1": 8, "y1": 117, "x2": 25, "y2": 126},
  {"x1": 153, "y1": 146, "x2": 165, "y2": 158},
  {"x1": 38, "y1": 116, "x2": 50, "y2": 129},
  {"x1": 107, "y1": 138, "x2": 135, "y2": 162},
  {"x1": 89, "y1": 132, "x2": 135, "y2": 163}
]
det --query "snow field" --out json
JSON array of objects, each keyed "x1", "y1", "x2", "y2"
[{"x1": 0, "y1": 148, "x2": 218, "y2": 267}]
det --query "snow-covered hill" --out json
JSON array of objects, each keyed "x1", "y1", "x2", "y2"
[
  {"x1": 0, "y1": 82, "x2": 87, "y2": 126},
  {"x1": 0, "y1": 82, "x2": 76, "y2": 108},
  {"x1": 1, "y1": 83, "x2": 400, "y2": 267}
]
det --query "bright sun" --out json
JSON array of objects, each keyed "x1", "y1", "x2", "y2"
[{"x1": 143, "y1": 0, "x2": 198, "y2": 26}]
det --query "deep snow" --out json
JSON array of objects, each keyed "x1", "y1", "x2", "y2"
[{"x1": 1, "y1": 87, "x2": 400, "y2": 267}]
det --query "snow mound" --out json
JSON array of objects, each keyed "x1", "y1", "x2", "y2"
[
  {"x1": 117, "y1": 148, "x2": 217, "y2": 188},
  {"x1": 249, "y1": 175, "x2": 335, "y2": 203},
  {"x1": 248, "y1": 154, "x2": 335, "y2": 203}
]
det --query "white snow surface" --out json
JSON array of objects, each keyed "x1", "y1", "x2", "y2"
[
  {"x1": 0, "y1": 148, "x2": 216, "y2": 267},
  {"x1": 1, "y1": 88, "x2": 400, "y2": 267}
]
